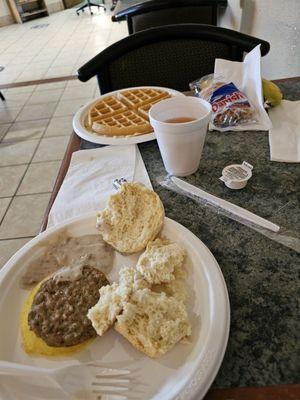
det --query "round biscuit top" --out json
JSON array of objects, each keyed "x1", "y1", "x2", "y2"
[{"x1": 97, "y1": 183, "x2": 165, "y2": 253}]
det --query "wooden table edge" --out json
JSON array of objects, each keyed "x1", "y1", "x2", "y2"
[
  {"x1": 205, "y1": 384, "x2": 300, "y2": 399},
  {"x1": 40, "y1": 132, "x2": 81, "y2": 232}
]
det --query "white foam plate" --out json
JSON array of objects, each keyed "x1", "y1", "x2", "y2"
[
  {"x1": 0, "y1": 214, "x2": 230, "y2": 400},
  {"x1": 72, "y1": 86, "x2": 185, "y2": 145}
]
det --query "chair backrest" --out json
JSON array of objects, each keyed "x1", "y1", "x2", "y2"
[
  {"x1": 77, "y1": 24, "x2": 270, "y2": 93},
  {"x1": 114, "y1": 0, "x2": 228, "y2": 34}
]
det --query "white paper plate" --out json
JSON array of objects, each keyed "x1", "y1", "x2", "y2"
[
  {"x1": 0, "y1": 214, "x2": 230, "y2": 400},
  {"x1": 72, "y1": 86, "x2": 185, "y2": 145}
]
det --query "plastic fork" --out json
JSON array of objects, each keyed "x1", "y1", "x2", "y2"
[
  {"x1": 0, "y1": 360, "x2": 130, "y2": 399},
  {"x1": 113, "y1": 178, "x2": 127, "y2": 190}
]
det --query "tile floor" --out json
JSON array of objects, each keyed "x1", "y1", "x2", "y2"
[
  {"x1": 0, "y1": 5, "x2": 128, "y2": 267},
  {"x1": 0, "y1": 78, "x2": 98, "y2": 267},
  {"x1": 0, "y1": 8, "x2": 127, "y2": 84}
]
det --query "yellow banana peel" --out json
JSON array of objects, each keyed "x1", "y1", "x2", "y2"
[{"x1": 262, "y1": 78, "x2": 283, "y2": 107}]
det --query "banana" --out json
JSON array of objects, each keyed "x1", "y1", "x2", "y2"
[{"x1": 262, "y1": 78, "x2": 283, "y2": 107}]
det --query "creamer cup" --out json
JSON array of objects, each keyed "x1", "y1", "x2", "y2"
[
  {"x1": 220, "y1": 161, "x2": 253, "y2": 189},
  {"x1": 149, "y1": 97, "x2": 211, "y2": 176}
]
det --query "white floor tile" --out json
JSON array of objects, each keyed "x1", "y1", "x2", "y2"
[
  {"x1": 0, "y1": 165, "x2": 27, "y2": 197},
  {"x1": 53, "y1": 97, "x2": 92, "y2": 117},
  {"x1": 0, "y1": 193, "x2": 51, "y2": 239},
  {"x1": 0, "y1": 139, "x2": 39, "y2": 166},
  {"x1": 2, "y1": 65, "x2": 25, "y2": 76},
  {"x1": 27, "y1": 89, "x2": 63, "y2": 105},
  {"x1": 32, "y1": 135, "x2": 70, "y2": 162},
  {"x1": 0, "y1": 237, "x2": 33, "y2": 269},
  {"x1": 16, "y1": 103, "x2": 57, "y2": 122},
  {"x1": 15, "y1": 68, "x2": 48, "y2": 82},
  {"x1": 51, "y1": 57, "x2": 79, "y2": 68},
  {"x1": 0, "y1": 198, "x2": 11, "y2": 221},
  {"x1": 23, "y1": 60, "x2": 54, "y2": 70},
  {"x1": 8, "y1": 55, "x2": 34, "y2": 66},
  {"x1": 34, "y1": 81, "x2": 67, "y2": 92},
  {"x1": 60, "y1": 85, "x2": 95, "y2": 100},
  {"x1": 0, "y1": 92, "x2": 32, "y2": 109},
  {"x1": 17, "y1": 160, "x2": 61, "y2": 195},
  {"x1": 0, "y1": 9, "x2": 120, "y2": 83},
  {"x1": 44, "y1": 115, "x2": 73, "y2": 137},
  {"x1": 5, "y1": 86, "x2": 36, "y2": 95},
  {"x1": 3, "y1": 119, "x2": 49, "y2": 142},
  {"x1": 0, "y1": 124, "x2": 11, "y2": 141},
  {"x1": 0, "y1": 107, "x2": 21, "y2": 124},
  {"x1": 0, "y1": 75, "x2": 20, "y2": 85},
  {"x1": 44, "y1": 66, "x2": 74, "y2": 78},
  {"x1": 0, "y1": 53, "x2": 16, "y2": 64}
]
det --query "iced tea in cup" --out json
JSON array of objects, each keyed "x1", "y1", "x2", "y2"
[{"x1": 149, "y1": 97, "x2": 211, "y2": 176}]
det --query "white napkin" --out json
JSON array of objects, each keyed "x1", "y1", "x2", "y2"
[
  {"x1": 47, "y1": 145, "x2": 152, "y2": 228},
  {"x1": 268, "y1": 100, "x2": 300, "y2": 162},
  {"x1": 213, "y1": 45, "x2": 272, "y2": 131}
]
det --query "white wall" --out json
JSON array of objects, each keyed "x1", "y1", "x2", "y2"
[
  {"x1": 45, "y1": 0, "x2": 63, "y2": 6},
  {"x1": 219, "y1": 0, "x2": 300, "y2": 79},
  {"x1": 44, "y1": 0, "x2": 64, "y2": 14},
  {"x1": 0, "y1": 0, "x2": 11, "y2": 18}
]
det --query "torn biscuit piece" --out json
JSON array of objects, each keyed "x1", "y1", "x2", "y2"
[
  {"x1": 115, "y1": 289, "x2": 191, "y2": 358},
  {"x1": 87, "y1": 266, "x2": 149, "y2": 336},
  {"x1": 136, "y1": 238, "x2": 186, "y2": 284}
]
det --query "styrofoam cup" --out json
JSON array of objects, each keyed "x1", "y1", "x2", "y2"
[{"x1": 149, "y1": 97, "x2": 212, "y2": 176}]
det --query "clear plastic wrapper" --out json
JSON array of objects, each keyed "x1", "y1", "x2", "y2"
[
  {"x1": 158, "y1": 174, "x2": 300, "y2": 253},
  {"x1": 190, "y1": 74, "x2": 258, "y2": 129},
  {"x1": 189, "y1": 73, "x2": 214, "y2": 95}
]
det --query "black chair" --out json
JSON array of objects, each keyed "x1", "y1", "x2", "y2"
[
  {"x1": 76, "y1": 0, "x2": 106, "y2": 15},
  {"x1": 112, "y1": 0, "x2": 227, "y2": 34},
  {"x1": 77, "y1": 24, "x2": 270, "y2": 94}
]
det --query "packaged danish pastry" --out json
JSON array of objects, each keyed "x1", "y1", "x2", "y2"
[
  {"x1": 190, "y1": 75, "x2": 257, "y2": 130},
  {"x1": 189, "y1": 45, "x2": 272, "y2": 132}
]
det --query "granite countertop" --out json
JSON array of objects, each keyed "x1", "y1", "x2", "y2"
[
  {"x1": 81, "y1": 79, "x2": 300, "y2": 388},
  {"x1": 140, "y1": 80, "x2": 300, "y2": 388}
]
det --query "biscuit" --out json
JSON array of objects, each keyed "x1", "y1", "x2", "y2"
[
  {"x1": 87, "y1": 266, "x2": 149, "y2": 336},
  {"x1": 115, "y1": 289, "x2": 191, "y2": 358},
  {"x1": 136, "y1": 238, "x2": 186, "y2": 284},
  {"x1": 97, "y1": 183, "x2": 165, "y2": 253}
]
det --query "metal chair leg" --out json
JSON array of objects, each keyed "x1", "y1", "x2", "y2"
[
  {"x1": 0, "y1": 91, "x2": 5, "y2": 101},
  {"x1": 76, "y1": 0, "x2": 106, "y2": 15}
]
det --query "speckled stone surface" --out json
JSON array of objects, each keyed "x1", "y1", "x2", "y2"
[{"x1": 81, "y1": 79, "x2": 300, "y2": 388}]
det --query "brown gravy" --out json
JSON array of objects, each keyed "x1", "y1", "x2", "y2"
[
  {"x1": 164, "y1": 117, "x2": 196, "y2": 123},
  {"x1": 20, "y1": 231, "x2": 114, "y2": 289}
]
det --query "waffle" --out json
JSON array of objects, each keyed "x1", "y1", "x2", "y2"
[
  {"x1": 118, "y1": 88, "x2": 169, "y2": 110},
  {"x1": 137, "y1": 93, "x2": 171, "y2": 120},
  {"x1": 92, "y1": 110, "x2": 152, "y2": 137},
  {"x1": 87, "y1": 88, "x2": 171, "y2": 137},
  {"x1": 87, "y1": 96, "x2": 128, "y2": 128}
]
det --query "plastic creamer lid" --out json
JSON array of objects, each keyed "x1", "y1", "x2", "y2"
[{"x1": 220, "y1": 161, "x2": 253, "y2": 189}]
